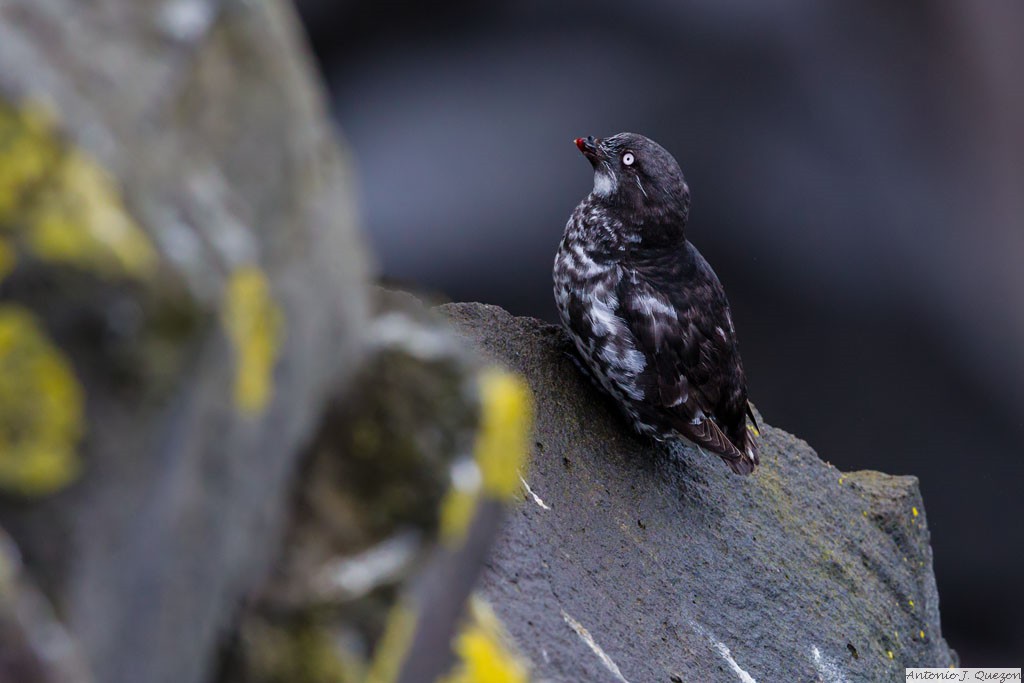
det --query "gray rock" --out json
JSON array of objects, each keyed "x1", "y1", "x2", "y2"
[
  {"x1": 442, "y1": 302, "x2": 956, "y2": 683},
  {"x1": 0, "y1": 2, "x2": 366, "y2": 682},
  {"x1": 0, "y1": 529, "x2": 92, "y2": 683},
  {"x1": 221, "y1": 288, "x2": 492, "y2": 683}
]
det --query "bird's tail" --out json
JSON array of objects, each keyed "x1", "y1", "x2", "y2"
[
  {"x1": 684, "y1": 414, "x2": 759, "y2": 475},
  {"x1": 724, "y1": 413, "x2": 761, "y2": 475},
  {"x1": 724, "y1": 452, "x2": 755, "y2": 475}
]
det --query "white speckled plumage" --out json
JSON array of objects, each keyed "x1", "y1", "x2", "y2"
[{"x1": 555, "y1": 133, "x2": 759, "y2": 474}]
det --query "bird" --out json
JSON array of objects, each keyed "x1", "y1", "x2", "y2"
[{"x1": 553, "y1": 132, "x2": 759, "y2": 474}]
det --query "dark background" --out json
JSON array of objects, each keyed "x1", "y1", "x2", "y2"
[{"x1": 293, "y1": 0, "x2": 1023, "y2": 665}]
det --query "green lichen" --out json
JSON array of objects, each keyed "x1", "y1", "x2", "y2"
[
  {"x1": 755, "y1": 455, "x2": 863, "y2": 593},
  {"x1": 297, "y1": 343, "x2": 479, "y2": 548},
  {"x1": 754, "y1": 457, "x2": 799, "y2": 529},
  {"x1": 244, "y1": 616, "x2": 361, "y2": 683},
  {"x1": 0, "y1": 305, "x2": 83, "y2": 496}
]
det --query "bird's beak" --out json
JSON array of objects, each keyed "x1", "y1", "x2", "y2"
[{"x1": 574, "y1": 136, "x2": 603, "y2": 164}]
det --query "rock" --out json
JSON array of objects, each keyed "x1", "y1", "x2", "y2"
[
  {"x1": 220, "y1": 289, "x2": 533, "y2": 683},
  {"x1": 0, "y1": 2, "x2": 365, "y2": 682},
  {"x1": 441, "y1": 302, "x2": 956, "y2": 682},
  {"x1": 0, "y1": 528, "x2": 92, "y2": 683}
]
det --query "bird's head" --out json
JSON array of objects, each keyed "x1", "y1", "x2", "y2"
[{"x1": 575, "y1": 132, "x2": 691, "y2": 238}]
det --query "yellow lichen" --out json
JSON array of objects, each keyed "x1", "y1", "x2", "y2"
[
  {"x1": 919, "y1": 630, "x2": 925, "y2": 639},
  {"x1": 442, "y1": 597, "x2": 530, "y2": 683},
  {"x1": 0, "y1": 238, "x2": 15, "y2": 281},
  {"x1": 221, "y1": 266, "x2": 284, "y2": 416},
  {"x1": 25, "y1": 150, "x2": 157, "y2": 279},
  {"x1": 365, "y1": 603, "x2": 417, "y2": 683},
  {"x1": 0, "y1": 99, "x2": 157, "y2": 280},
  {"x1": 911, "y1": 506, "x2": 919, "y2": 517},
  {"x1": 0, "y1": 100, "x2": 62, "y2": 224},
  {"x1": 0, "y1": 306, "x2": 83, "y2": 496},
  {"x1": 474, "y1": 370, "x2": 532, "y2": 500},
  {"x1": 439, "y1": 480, "x2": 479, "y2": 546},
  {"x1": 887, "y1": 650, "x2": 894, "y2": 660},
  {"x1": 440, "y1": 370, "x2": 533, "y2": 546},
  {"x1": 908, "y1": 599, "x2": 914, "y2": 608}
]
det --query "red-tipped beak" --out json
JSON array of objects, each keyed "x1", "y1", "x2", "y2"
[{"x1": 574, "y1": 135, "x2": 601, "y2": 161}]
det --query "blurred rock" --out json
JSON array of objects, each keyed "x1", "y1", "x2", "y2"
[
  {"x1": 0, "y1": 529, "x2": 92, "y2": 683},
  {"x1": 0, "y1": 1, "x2": 365, "y2": 682},
  {"x1": 218, "y1": 289, "x2": 533, "y2": 683},
  {"x1": 443, "y1": 301, "x2": 956, "y2": 681}
]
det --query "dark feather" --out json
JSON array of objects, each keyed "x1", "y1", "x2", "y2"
[
  {"x1": 616, "y1": 244, "x2": 756, "y2": 473},
  {"x1": 554, "y1": 132, "x2": 758, "y2": 474}
]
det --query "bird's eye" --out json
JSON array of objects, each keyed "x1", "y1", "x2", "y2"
[{"x1": 622, "y1": 152, "x2": 635, "y2": 166}]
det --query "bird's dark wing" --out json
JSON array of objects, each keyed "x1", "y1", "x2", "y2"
[{"x1": 617, "y1": 249, "x2": 755, "y2": 473}]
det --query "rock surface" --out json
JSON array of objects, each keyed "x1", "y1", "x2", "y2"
[
  {"x1": 0, "y1": 2, "x2": 365, "y2": 682},
  {"x1": 0, "y1": 529, "x2": 92, "y2": 683},
  {"x1": 220, "y1": 289, "x2": 527, "y2": 683},
  {"x1": 443, "y1": 302, "x2": 956, "y2": 683}
]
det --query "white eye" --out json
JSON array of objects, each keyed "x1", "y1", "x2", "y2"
[{"x1": 622, "y1": 152, "x2": 635, "y2": 166}]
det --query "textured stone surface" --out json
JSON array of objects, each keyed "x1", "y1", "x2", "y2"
[
  {"x1": 442, "y1": 302, "x2": 956, "y2": 683},
  {"x1": 218, "y1": 289, "x2": 535, "y2": 683},
  {"x1": 0, "y1": 2, "x2": 366, "y2": 682}
]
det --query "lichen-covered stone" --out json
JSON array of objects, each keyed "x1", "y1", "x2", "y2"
[
  {"x1": 442, "y1": 301, "x2": 956, "y2": 683},
  {"x1": 222, "y1": 291, "x2": 538, "y2": 683},
  {"x1": 221, "y1": 266, "x2": 285, "y2": 416},
  {"x1": 220, "y1": 290, "x2": 485, "y2": 681},
  {"x1": 440, "y1": 597, "x2": 530, "y2": 683},
  {"x1": 0, "y1": 3, "x2": 367, "y2": 683},
  {"x1": 0, "y1": 306, "x2": 83, "y2": 496},
  {"x1": 0, "y1": 101, "x2": 157, "y2": 281}
]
